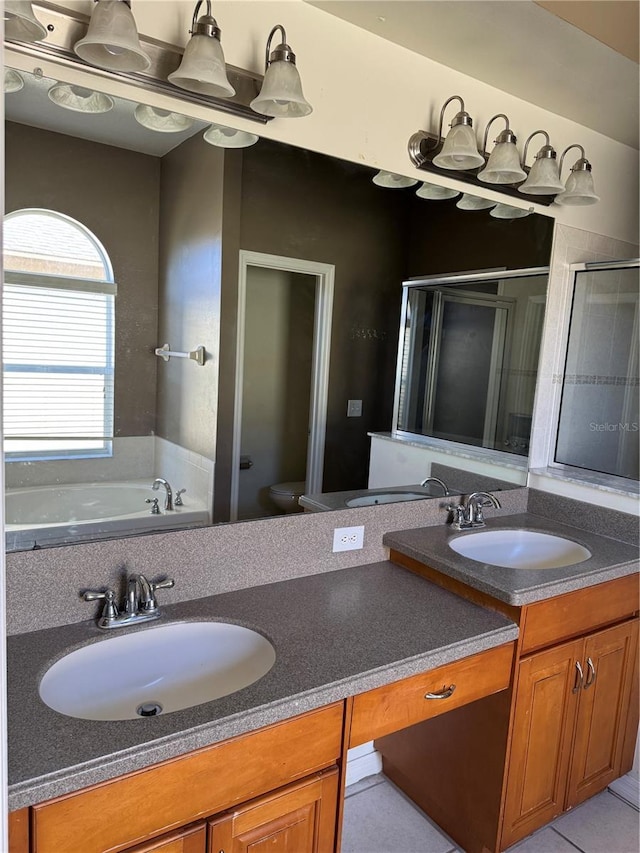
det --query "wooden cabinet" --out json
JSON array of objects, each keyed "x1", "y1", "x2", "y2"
[
  {"x1": 379, "y1": 559, "x2": 640, "y2": 853},
  {"x1": 28, "y1": 704, "x2": 343, "y2": 853},
  {"x1": 502, "y1": 619, "x2": 638, "y2": 848},
  {"x1": 208, "y1": 770, "x2": 338, "y2": 853}
]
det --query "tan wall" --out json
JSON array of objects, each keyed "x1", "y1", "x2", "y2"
[
  {"x1": 4, "y1": 121, "x2": 160, "y2": 437},
  {"x1": 156, "y1": 133, "x2": 224, "y2": 459}
]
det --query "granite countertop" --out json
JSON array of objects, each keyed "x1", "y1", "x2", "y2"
[
  {"x1": 7, "y1": 562, "x2": 517, "y2": 810},
  {"x1": 299, "y1": 483, "x2": 456, "y2": 512},
  {"x1": 384, "y1": 513, "x2": 639, "y2": 606}
]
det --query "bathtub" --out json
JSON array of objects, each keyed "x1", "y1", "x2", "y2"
[{"x1": 5, "y1": 480, "x2": 210, "y2": 550}]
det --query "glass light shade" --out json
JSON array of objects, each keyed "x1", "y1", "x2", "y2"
[
  {"x1": 490, "y1": 203, "x2": 531, "y2": 219},
  {"x1": 518, "y1": 156, "x2": 564, "y2": 195},
  {"x1": 477, "y1": 142, "x2": 526, "y2": 184},
  {"x1": 4, "y1": 69, "x2": 24, "y2": 93},
  {"x1": 556, "y1": 169, "x2": 600, "y2": 206},
  {"x1": 48, "y1": 84, "x2": 114, "y2": 114},
  {"x1": 372, "y1": 171, "x2": 418, "y2": 189},
  {"x1": 4, "y1": 1, "x2": 47, "y2": 42},
  {"x1": 203, "y1": 123, "x2": 259, "y2": 148},
  {"x1": 456, "y1": 193, "x2": 497, "y2": 211},
  {"x1": 134, "y1": 105, "x2": 194, "y2": 133},
  {"x1": 74, "y1": 0, "x2": 150, "y2": 72},
  {"x1": 168, "y1": 34, "x2": 235, "y2": 98},
  {"x1": 432, "y1": 124, "x2": 484, "y2": 171},
  {"x1": 415, "y1": 182, "x2": 459, "y2": 200},
  {"x1": 250, "y1": 60, "x2": 312, "y2": 117}
]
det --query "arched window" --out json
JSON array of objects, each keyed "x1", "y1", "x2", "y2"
[{"x1": 3, "y1": 209, "x2": 115, "y2": 459}]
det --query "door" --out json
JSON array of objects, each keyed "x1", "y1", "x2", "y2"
[
  {"x1": 231, "y1": 252, "x2": 334, "y2": 521},
  {"x1": 208, "y1": 770, "x2": 339, "y2": 853},
  {"x1": 566, "y1": 619, "x2": 639, "y2": 807},
  {"x1": 502, "y1": 639, "x2": 582, "y2": 849}
]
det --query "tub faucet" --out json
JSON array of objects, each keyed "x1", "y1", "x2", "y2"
[
  {"x1": 152, "y1": 478, "x2": 173, "y2": 511},
  {"x1": 447, "y1": 491, "x2": 501, "y2": 530},
  {"x1": 420, "y1": 476, "x2": 450, "y2": 496}
]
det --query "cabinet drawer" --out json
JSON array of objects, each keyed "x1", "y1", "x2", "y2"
[
  {"x1": 521, "y1": 573, "x2": 639, "y2": 654},
  {"x1": 349, "y1": 642, "x2": 514, "y2": 747},
  {"x1": 32, "y1": 703, "x2": 343, "y2": 853}
]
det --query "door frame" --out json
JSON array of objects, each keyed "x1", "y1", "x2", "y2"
[{"x1": 230, "y1": 251, "x2": 335, "y2": 521}]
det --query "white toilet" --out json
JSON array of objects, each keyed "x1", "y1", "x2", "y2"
[{"x1": 268, "y1": 481, "x2": 306, "y2": 513}]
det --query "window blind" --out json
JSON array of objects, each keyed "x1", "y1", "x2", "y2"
[{"x1": 3, "y1": 281, "x2": 115, "y2": 458}]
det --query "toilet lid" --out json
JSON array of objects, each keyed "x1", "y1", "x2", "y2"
[{"x1": 270, "y1": 481, "x2": 306, "y2": 495}]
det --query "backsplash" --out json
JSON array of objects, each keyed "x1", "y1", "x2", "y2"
[
  {"x1": 5, "y1": 488, "x2": 528, "y2": 635},
  {"x1": 526, "y1": 489, "x2": 639, "y2": 546}
]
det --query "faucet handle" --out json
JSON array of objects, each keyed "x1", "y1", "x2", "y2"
[
  {"x1": 446, "y1": 504, "x2": 466, "y2": 528},
  {"x1": 175, "y1": 489, "x2": 186, "y2": 506},
  {"x1": 151, "y1": 578, "x2": 175, "y2": 593},
  {"x1": 83, "y1": 589, "x2": 119, "y2": 624}
]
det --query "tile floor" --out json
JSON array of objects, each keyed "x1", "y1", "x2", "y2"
[{"x1": 341, "y1": 775, "x2": 640, "y2": 853}]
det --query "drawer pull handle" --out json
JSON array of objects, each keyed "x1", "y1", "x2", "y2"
[
  {"x1": 584, "y1": 657, "x2": 596, "y2": 689},
  {"x1": 572, "y1": 660, "x2": 584, "y2": 693},
  {"x1": 425, "y1": 684, "x2": 456, "y2": 700}
]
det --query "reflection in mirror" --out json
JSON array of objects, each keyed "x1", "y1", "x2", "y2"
[
  {"x1": 3, "y1": 64, "x2": 553, "y2": 550},
  {"x1": 555, "y1": 259, "x2": 639, "y2": 483},
  {"x1": 396, "y1": 268, "x2": 549, "y2": 454}
]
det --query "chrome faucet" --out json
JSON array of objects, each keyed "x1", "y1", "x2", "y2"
[
  {"x1": 152, "y1": 478, "x2": 173, "y2": 511},
  {"x1": 83, "y1": 572, "x2": 175, "y2": 629},
  {"x1": 420, "y1": 476, "x2": 450, "y2": 496},
  {"x1": 447, "y1": 491, "x2": 501, "y2": 531}
]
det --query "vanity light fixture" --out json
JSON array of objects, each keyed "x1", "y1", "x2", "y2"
[
  {"x1": 477, "y1": 114, "x2": 526, "y2": 185},
  {"x1": 48, "y1": 83, "x2": 115, "y2": 114},
  {"x1": 74, "y1": 0, "x2": 150, "y2": 73},
  {"x1": 490, "y1": 203, "x2": 532, "y2": 220},
  {"x1": 203, "y1": 123, "x2": 259, "y2": 148},
  {"x1": 4, "y1": 1, "x2": 46, "y2": 43},
  {"x1": 408, "y1": 96, "x2": 596, "y2": 206},
  {"x1": 517, "y1": 131, "x2": 565, "y2": 195},
  {"x1": 168, "y1": 0, "x2": 235, "y2": 98},
  {"x1": 372, "y1": 171, "x2": 418, "y2": 189},
  {"x1": 4, "y1": 69, "x2": 24, "y2": 93},
  {"x1": 456, "y1": 193, "x2": 497, "y2": 211},
  {"x1": 556, "y1": 145, "x2": 600, "y2": 206},
  {"x1": 250, "y1": 25, "x2": 312, "y2": 117},
  {"x1": 134, "y1": 104, "x2": 194, "y2": 133},
  {"x1": 415, "y1": 181, "x2": 459, "y2": 200},
  {"x1": 431, "y1": 96, "x2": 485, "y2": 171}
]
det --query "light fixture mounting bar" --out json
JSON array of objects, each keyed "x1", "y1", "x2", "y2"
[
  {"x1": 6, "y1": 2, "x2": 272, "y2": 124},
  {"x1": 408, "y1": 130, "x2": 555, "y2": 206}
]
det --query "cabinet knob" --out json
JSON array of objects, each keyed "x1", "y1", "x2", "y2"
[{"x1": 425, "y1": 684, "x2": 456, "y2": 700}]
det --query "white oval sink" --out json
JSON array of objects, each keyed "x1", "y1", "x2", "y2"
[
  {"x1": 448, "y1": 529, "x2": 592, "y2": 570},
  {"x1": 346, "y1": 492, "x2": 428, "y2": 508},
  {"x1": 39, "y1": 622, "x2": 276, "y2": 721}
]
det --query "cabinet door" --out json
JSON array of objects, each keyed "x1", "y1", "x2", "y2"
[
  {"x1": 502, "y1": 639, "x2": 583, "y2": 849},
  {"x1": 567, "y1": 619, "x2": 639, "y2": 808},
  {"x1": 208, "y1": 769, "x2": 338, "y2": 853},
  {"x1": 125, "y1": 822, "x2": 206, "y2": 853}
]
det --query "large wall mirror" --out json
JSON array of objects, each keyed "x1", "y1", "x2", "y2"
[{"x1": 3, "y1": 62, "x2": 554, "y2": 551}]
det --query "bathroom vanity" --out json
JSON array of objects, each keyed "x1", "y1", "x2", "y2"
[{"x1": 6, "y1": 516, "x2": 638, "y2": 853}]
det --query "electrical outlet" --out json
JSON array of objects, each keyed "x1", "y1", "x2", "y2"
[
  {"x1": 333, "y1": 525, "x2": 365, "y2": 552},
  {"x1": 347, "y1": 399, "x2": 362, "y2": 417}
]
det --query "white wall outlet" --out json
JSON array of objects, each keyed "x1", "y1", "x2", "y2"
[
  {"x1": 347, "y1": 399, "x2": 362, "y2": 417},
  {"x1": 333, "y1": 525, "x2": 365, "y2": 552}
]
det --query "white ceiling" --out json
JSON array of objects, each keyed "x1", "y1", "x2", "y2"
[{"x1": 308, "y1": 1, "x2": 639, "y2": 149}]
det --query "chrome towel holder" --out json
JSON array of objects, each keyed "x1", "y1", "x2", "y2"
[{"x1": 154, "y1": 343, "x2": 205, "y2": 366}]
